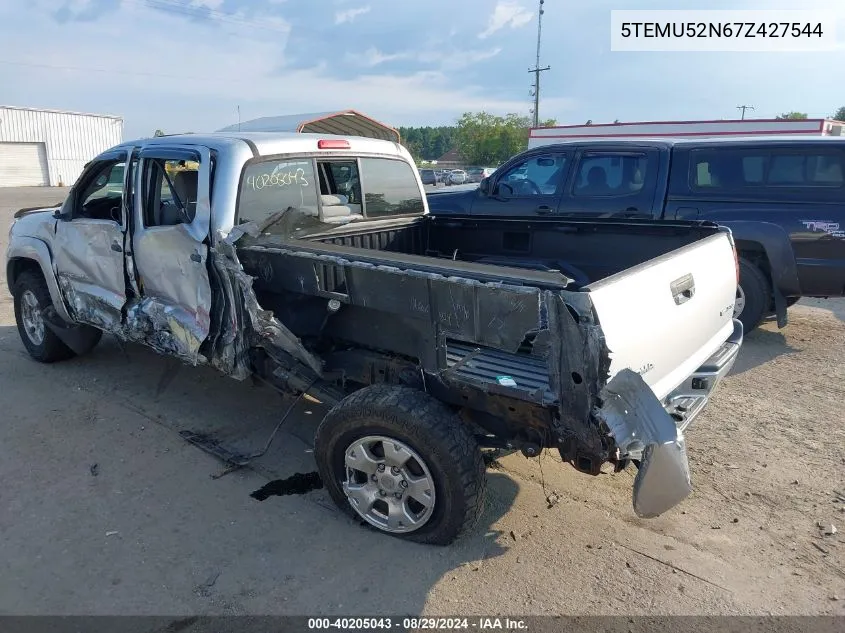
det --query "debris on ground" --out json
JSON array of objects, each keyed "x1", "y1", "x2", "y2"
[
  {"x1": 193, "y1": 571, "x2": 221, "y2": 598},
  {"x1": 89, "y1": 463, "x2": 99, "y2": 477},
  {"x1": 732, "y1": 518, "x2": 739, "y2": 523},
  {"x1": 546, "y1": 491, "x2": 561, "y2": 508},
  {"x1": 510, "y1": 530, "x2": 518, "y2": 541},
  {"x1": 817, "y1": 521, "x2": 838, "y2": 536},
  {"x1": 105, "y1": 531, "x2": 119, "y2": 537}
]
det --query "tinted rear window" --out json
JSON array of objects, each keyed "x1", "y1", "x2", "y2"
[
  {"x1": 361, "y1": 157, "x2": 425, "y2": 217},
  {"x1": 691, "y1": 147, "x2": 845, "y2": 190}
]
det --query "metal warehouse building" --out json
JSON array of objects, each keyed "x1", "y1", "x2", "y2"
[{"x1": 0, "y1": 106, "x2": 123, "y2": 187}]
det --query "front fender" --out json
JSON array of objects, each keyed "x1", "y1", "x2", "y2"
[{"x1": 6, "y1": 236, "x2": 73, "y2": 323}]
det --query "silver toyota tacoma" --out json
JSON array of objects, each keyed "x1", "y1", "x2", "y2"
[{"x1": 6, "y1": 132, "x2": 743, "y2": 544}]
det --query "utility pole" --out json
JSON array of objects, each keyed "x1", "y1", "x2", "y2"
[
  {"x1": 528, "y1": 0, "x2": 550, "y2": 128},
  {"x1": 736, "y1": 105, "x2": 755, "y2": 120}
]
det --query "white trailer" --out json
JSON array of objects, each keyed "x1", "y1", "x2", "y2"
[{"x1": 528, "y1": 118, "x2": 845, "y2": 149}]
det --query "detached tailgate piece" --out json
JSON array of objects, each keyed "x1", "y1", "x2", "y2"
[{"x1": 586, "y1": 230, "x2": 743, "y2": 517}]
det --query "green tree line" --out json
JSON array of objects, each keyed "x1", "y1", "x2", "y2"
[
  {"x1": 401, "y1": 113, "x2": 556, "y2": 166},
  {"x1": 397, "y1": 126, "x2": 457, "y2": 161},
  {"x1": 776, "y1": 107, "x2": 845, "y2": 120}
]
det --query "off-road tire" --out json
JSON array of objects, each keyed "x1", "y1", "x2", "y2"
[
  {"x1": 736, "y1": 259, "x2": 770, "y2": 333},
  {"x1": 13, "y1": 270, "x2": 76, "y2": 363},
  {"x1": 314, "y1": 385, "x2": 486, "y2": 545}
]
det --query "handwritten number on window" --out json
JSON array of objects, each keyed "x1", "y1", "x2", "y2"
[{"x1": 246, "y1": 166, "x2": 309, "y2": 191}]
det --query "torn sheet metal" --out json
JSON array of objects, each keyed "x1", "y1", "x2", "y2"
[
  {"x1": 56, "y1": 275, "x2": 125, "y2": 332},
  {"x1": 544, "y1": 290, "x2": 609, "y2": 455},
  {"x1": 596, "y1": 368, "x2": 692, "y2": 518},
  {"x1": 124, "y1": 297, "x2": 209, "y2": 362},
  {"x1": 132, "y1": 224, "x2": 212, "y2": 363},
  {"x1": 210, "y1": 230, "x2": 324, "y2": 379}
]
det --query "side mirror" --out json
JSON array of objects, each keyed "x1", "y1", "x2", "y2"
[
  {"x1": 498, "y1": 182, "x2": 514, "y2": 198},
  {"x1": 54, "y1": 197, "x2": 73, "y2": 221},
  {"x1": 478, "y1": 177, "x2": 490, "y2": 195}
]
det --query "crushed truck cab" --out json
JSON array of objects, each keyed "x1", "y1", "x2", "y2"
[{"x1": 6, "y1": 131, "x2": 742, "y2": 545}]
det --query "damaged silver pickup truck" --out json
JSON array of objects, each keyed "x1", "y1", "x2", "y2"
[{"x1": 6, "y1": 132, "x2": 743, "y2": 544}]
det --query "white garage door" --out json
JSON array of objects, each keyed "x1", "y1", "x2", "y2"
[{"x1": 0, "y1": 142, "x2": 50, "y2": 187}]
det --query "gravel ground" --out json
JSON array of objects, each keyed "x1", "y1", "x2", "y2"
[{"x1": 0, "y1": 187, "x2": 842, "y2": 616}]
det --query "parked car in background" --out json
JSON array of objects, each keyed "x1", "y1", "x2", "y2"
[
  {"x1": 448, "y1": 169, "x2": 468, "y2": 185},
  {"x1": 466, "y1": 167, "x2": 497, "y2": 183},
  {"x1": 418, "y1": 168, "x2": 437, "y2": 186},
  {"x1": 426, "y1": 136, "x2": 845, "y2": 332}
]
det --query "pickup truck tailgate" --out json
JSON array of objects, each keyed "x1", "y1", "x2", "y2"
[{"x1": 585, "y1": 231, "x2": 738, "y2": 401}]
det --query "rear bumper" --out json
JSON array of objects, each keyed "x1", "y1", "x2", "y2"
[
  {"x1": 597, "y1": 318, "x2": 743, "y2": 519},
  {"x1": 663, "y1": 318, "x2": 744, "y2": 432}
]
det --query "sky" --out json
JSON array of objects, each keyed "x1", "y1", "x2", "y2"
[{"x1": 0, "y1": 0, "x2": 843, "y2": 139}]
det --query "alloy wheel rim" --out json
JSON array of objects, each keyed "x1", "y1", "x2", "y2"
[
  {"x1": 342, "y1": 435, "x2": 436, "y2": 534},
  {"x1": 20, "y1": 290, "x2": 45, "y2": 345}
]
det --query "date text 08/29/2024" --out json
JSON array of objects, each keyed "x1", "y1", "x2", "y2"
[{"x1": 307, "y1": 617, "x2": 528, "y2": 630}]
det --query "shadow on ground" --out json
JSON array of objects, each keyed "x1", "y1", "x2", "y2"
[
  {"x1": 729, "y1": 324, "x2": 800, "y2": 377},
  {"x1": 0, "y1": 326, "x2": 518, "y2": 615},
  {"x1": 799, "y1": 297, "x2": 845, "y2": 323}
]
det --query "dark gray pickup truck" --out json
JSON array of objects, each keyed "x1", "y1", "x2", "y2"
[
  {"x1": 428, "y1": 137, "x2": 845, "y2": 332},
  {"x1": 6, "y1": 132, "x2": 742, "y2": 544}
]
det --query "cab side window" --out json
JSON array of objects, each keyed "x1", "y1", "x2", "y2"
[
  {"x1": 75, "y1": 160, "x2": 125, "y2": 222},
  {"x1": 573, "y1": 154, "x2": 648, "y2": 197},
  {"x1": 495, "y1": 154, "x2": 567, "y2": 197},
  {"x1": 142, "y1": 159, "x2": 199, "y2": 227}
]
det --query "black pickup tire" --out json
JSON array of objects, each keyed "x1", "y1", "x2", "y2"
[
  {"x1": 735, "y1": 259, "x2": 770, "y2": 333},
  {"x1": 314, "y1": 385, "x2": 486, "y2": 545},
  {"x1": 13, "y1": 270, "x2": 77, "y2": 363}
]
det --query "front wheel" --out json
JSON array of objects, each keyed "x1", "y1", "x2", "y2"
[
  {"x1": 314, "y1": 385, "x2": 486, "y2": 545},
  {"x1": 13, "y1": 271, "x2": 77, "y2": 363}
]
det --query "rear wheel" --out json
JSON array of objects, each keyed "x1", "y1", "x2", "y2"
[
  {"x1": 734, "y1": 259, "x2": 770, "y2": 333},
  {"x1": 314, "y1": 385, "x2": 486, "y2": 545},
  {"x1": 13, "y1": 271, "x2": 76, "y2": 363}
]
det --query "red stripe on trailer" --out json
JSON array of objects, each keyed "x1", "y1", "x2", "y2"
[
  {"x1": 529, "y1": 129, "x2": 821, "y2": 139},
  {"x1": 531, "y1": 118, "x2": 827, "y2": 131}
]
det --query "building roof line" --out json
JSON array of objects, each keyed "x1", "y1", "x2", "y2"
[{"x1": 0, "y1": 105, "x2": 123, "y2": 121}]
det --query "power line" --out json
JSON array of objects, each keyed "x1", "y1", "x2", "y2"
[
  {"x1": 736, "y1": 105, "x2": 755, "y2": 120},
  {"x1": 528, "y1": 0, "x2": 550, "y2": 128},
  {"x1": 0, "y1": 58, "x2": 254, "y2": 84}
]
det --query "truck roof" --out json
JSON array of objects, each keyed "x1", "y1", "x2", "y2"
[
  {"x1": 109, "y1": 131, "x2": 410, "y2": 160},
  {"x1": 525, "y1": 135, "x2": 845, "y2": 150}
]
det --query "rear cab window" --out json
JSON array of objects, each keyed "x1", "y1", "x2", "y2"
[
  {"x1": 236, "y1": 155, "x2": 425, "y2": 238},
  {"x1": 690, "y1": 146, "x2": 845, "y2": 191}
]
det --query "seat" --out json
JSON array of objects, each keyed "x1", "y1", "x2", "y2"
[
  {"x1": 162, "y1": 170, "x2": 198, "y2": 225},
  {"x1": 580, "y1": 166, "x2": 610, "y2": 195},
  {"x1": 319, "y1": 194, "x2": 363, "y2": 223}
]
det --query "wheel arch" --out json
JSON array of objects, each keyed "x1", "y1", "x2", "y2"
[
  {"x1": 721, "y1": 221, "x2": 800, "y2": 328},
  {"x1": 6, "y1": 237, "x2": 73, "y2": 322}
]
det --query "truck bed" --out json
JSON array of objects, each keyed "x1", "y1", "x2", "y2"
[
  {"x1": 296, "y1": 214, "x2": 721, "y2": 290},
  {"x1": 237, "y1": 214, "x2": 736, "y2": 407}
]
